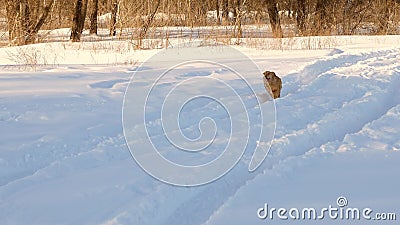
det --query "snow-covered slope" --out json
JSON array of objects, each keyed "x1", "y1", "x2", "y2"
[{"x1": 0, "y1": 36, "x2": 399, "y2": 225}]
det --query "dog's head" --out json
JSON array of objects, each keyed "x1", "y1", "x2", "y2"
[{"x1": 263, "y1": 71, "x2": 276, "y2": 81}]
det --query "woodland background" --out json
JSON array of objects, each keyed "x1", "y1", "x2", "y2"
[{"x1": 1, "y1": 0, "x2": 400, "y2": 47}]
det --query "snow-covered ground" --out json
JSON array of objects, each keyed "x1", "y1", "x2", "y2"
[{"x1": 0, "y1": 35, "x2": 399, "y2": 225}]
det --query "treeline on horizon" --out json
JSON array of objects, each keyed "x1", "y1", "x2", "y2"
[{"x1": 2, "y1": 0, "x2": 400, "y2": 47}]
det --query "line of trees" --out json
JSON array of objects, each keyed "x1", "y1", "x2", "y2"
[{"x1": 2, "y1": 0, "x2": 400, "y2": 46}]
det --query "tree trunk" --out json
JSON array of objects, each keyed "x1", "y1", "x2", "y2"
[
  {"x1": 21, "y1": 0, "x2": 31, "y2": 39},
  {"x1": 78, "y1": 0, "x2": 88, "y2": 34},
  {"x1": 222, "y1": 0, "x2": 229, "y2": 24},
  {"x1": 266, "y1": 0, "x2": 283, "y2": 38},
  {"x1": 109, "y1": 2, "x2": 118, "y2": 36},
  {"x1": 216, "y1": 0, "x2": 221, "y2": 25},
  {"x1": 6, "y1": 0, "x2": 22, "y2": 45},
  {"x1": 186, "y1": 0, "x2": 192, "y2": 27},
  {"x1": 235, "y1": 0, "x2": 242, "y2": 38},
  {"x1": 296, "y1": 0, "x2": 306, "y2": 35},
  {"x1": 58, "y1": 0, "x2": 62, "y2": 27},
  {"x1": 69, "y1": 0, "x2": 88, "y2": 41},
  {"x1": 89, "y1": 0, "x2": 99, "y2": 35},
  {"x1": 139, "y1": 0, "x2": 161, "y2": 47},
  {"x1": 71, "y1": 0, "x2": 83, "y2": 42},
  {"x1": 34, "y1": 0, "x2": 41, "y2": 23}
]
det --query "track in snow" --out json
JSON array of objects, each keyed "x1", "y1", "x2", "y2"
[
  {"x1": 161, "y1": 48, "x2": 400, "y2": 225},
  {"x1": 1, "y1": 47, "x2": 400, "y2": 225}
]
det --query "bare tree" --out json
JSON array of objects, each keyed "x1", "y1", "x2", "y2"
[
  {"x1": 216, "y1": 0, "x2": 221, "y2": 25},
  {"x1": 222, "y1": 0, "x2": 229, "y2": 24},
  {"x1": 71, "y1": 0, "x2": 86, "y2": 42},
  {"x1": 109, "y1": 1, "x2": 118, "y2": 36},
  {"x1": 376, "y1": 0, "x2": 390, "y2": 34},
  {"x1": 79, "y1": 0, "x2": 89, "y2": 33},
  {"x1": 31, "y1": 0, "x2": 55, "y2": 38},
  {"x1": 139, "y1": 0, "x2": 161, "y2": 47},
  {"x1": 234, "y1": 0, "x2": 243, "y2": 39},
  {"x1": 89, "y1": 0, "x2": 99, "y2": 35},
  {"x1": 6, "y1": 0, "x2": 55, "y2": 45},
  {"x1": 266, "y1": 0, "x2": 283, "y2": 38},
  {"x1": 197, "y1": 1, "x2": 209, "y2": 26},
  {"x1": 314, "y1": 0, "x2": 326, "y2": 34},
  {"x1": 296, "y1": 0, "x2": 306, "y2": 35},
  {"x1": 20, "y1": 0, "x2": 31, "y2": 40},
  {"x1": 186, "y1": 0, "x2": 193, "y2": 27},
  {"x1": 6, "y1": 0, "x2": 22, "y2": 45}
]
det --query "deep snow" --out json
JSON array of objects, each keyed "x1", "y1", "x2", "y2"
[{"x1": 0, "y1": 35, "x2": 399, "y2": 225}]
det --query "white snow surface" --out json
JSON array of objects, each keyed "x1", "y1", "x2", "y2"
[{"x1": 0, "y1": 35, "x2": 399, "y2": 225}]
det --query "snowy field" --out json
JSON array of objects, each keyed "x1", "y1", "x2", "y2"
[{"x1": 0, "y1": 34, "x2": 399, "y2": 224}]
